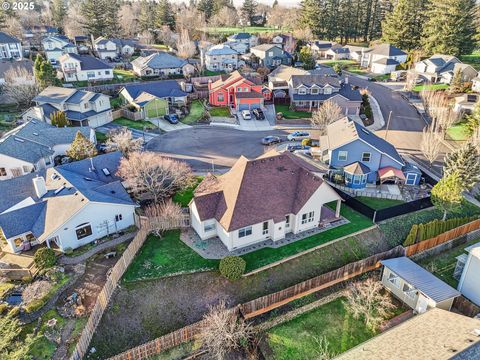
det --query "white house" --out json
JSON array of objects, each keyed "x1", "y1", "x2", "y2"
[
  {"x1": 473, "y1": 76, "x2": 480, "y2": 93},
  {"x1": 0, "y1": 120, "x2": 94, "y2": 180},
  {"x1": 204, "y1": 44, "x2": 240, "y2": 72},
  {"x1": 414, "y1": 54, "x2": 460, "y2": 83},
  {"x1": 0, "y1": 32, "x2": 22, "y2": 59},
  {"x1": 131, "y1": 52, "x2": 194, "y2": 77},
  {"x1": 25, "y1": 86, "x2": 113, "y2": 128},
  {"x1": 457, "y1": 242, "x2": 480, "y2": 306},
  {"x1": 59, "y1": 53, "x2": 114, "y2": 82},
  {"x1": 0, "y1": 152, "x2": 136, "y2": 253},
  {"x1": 93, "y1": 37, "x2": 137, "y2": 60},
  {"x1": 325, "y1": 47, "x2": 350, "y2": 60},
  {"x1": 189, "y1": 150, "x2": 342, "y2": 251},
  {"x1": 42, "y1": 35, "x2": 78, "y2": 63},
  {"x1": 381, "y1": 257, "x2": 460, "y2": 313},
  {"x1": 440, "y1": 63, "x2": 478, "y2": 84},
  {"x1": 226, "y1": 33, "x2": 258, "y2": 51},
  {"x1": 308, "y1": 41, "x2": 339, "y2": 59},
  {"x1": 361, "y1": 44, "x2": 407, "y2": 74}
]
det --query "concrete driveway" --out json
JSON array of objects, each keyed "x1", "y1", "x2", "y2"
[
  {"x1": 150, "y1": 118, "x2": 190, "y2": 132},
  {"x1": 96, "y1": 122, "x2": 160, "y2": 143},
  {"x1": 236, "y1": 109, "x2": 272, "y2": 131}
]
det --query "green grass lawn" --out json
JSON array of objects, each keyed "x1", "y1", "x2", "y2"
[
  {"x1": 416, "y1": 236, "x2": 480, "y2": 288},
  {"x1": 95, "y1": 131, "x2": 108, "y2": 143},
  {"x1": 413, "y1": 83, "x2": 449, "y2": 92},
  {"x1": 152, "y1": 44, "x2": 170, "y2": 50},
  {"x1": 206, "y1": 26, "x2": 281, "y2": 35},
  {"x1": 446, "y1": 121, "x2": 470, "y2": 141},
  {"x1": 172, "y1": 176, "x2": 203, "y2": 207},
  {"x1": 113, "y1": 117, "x2": 156, "y2": 130},
  {"x1": 201, "y1": 70, "x2": 225, "y2": 76},
  {"x1": 266, "y1": 297, "x2": 403, "y2": 359},
  {"x1": 182, "y1": 100, "x2": 204, "y2": 125},
  {"x1": 110, "y1": 97, "x2": 123, "y2": 110},
  {"x1": 209, "y1": 106, "x2": 231, "y2": 117},
  {"x1": 113, "y1": 69, "x2": 137, "y2": 82},
  {"x1": 355, "y1": 197, "x2": 405, "y2": 210},
  {"x1": 275, "y1": 104, "x2": 312, "y2": 119},
  {"x1": 0, "y1": 282, "x2": 14, "y2": 300},
  {"x1": 460, "y1": 50, "x2": 480, "y2": 70},
  {"x1": 122, "y1": 230, "x2": 219, "y2": 282}
]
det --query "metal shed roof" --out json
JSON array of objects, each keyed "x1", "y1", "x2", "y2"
[{"x1": 381, "y1": 257, "x2": 461, "y2": 303}]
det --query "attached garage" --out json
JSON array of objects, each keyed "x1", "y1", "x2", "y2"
[{"x1": 235, "y1": 92, "x2": 264, "y2": 111}]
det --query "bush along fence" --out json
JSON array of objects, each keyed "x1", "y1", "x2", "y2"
[
  {"x1": 333, "y1": 188, "x2": 433, "y2": 223},
  {"x1": 70, "y1": 215, "x2": 190, "y2": 360}
]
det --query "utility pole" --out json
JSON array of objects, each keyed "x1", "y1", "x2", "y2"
[{"x1": 384, "y1": 111, "x2": 392, "y2": 141}]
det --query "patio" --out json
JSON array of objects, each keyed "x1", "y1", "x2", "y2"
[{"x1": 333, "y1": 182, "x2": 431, "y2": 202}]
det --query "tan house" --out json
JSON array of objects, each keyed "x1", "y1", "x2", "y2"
[{"x1": 189, "y1": 150, "x2": 343, "y2": 251}]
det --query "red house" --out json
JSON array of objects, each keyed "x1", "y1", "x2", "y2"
[{"x1": 208, "y1": 71, "x2": 267, "y2": 111}]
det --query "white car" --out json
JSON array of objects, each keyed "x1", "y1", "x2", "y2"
[
  {"x1": 287, "y1": 131, "x2": 310, "y2": 141},
  {"x1": 241, "y1": 110, "x2": 252, "y2": 120}
]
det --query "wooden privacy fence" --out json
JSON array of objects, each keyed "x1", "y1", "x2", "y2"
[
  {"x1": 453, "y1": 296, "x2": 480, "y2": 318},
  {"x1": 405, "y1": 219, "x2": 480, "y2": 257},
  {"x1": 240, "y1": 246, "x2": 405, "y2": 319},
  {"x1": 70, "y1": 215, "x2": 190, "y2": 360}
]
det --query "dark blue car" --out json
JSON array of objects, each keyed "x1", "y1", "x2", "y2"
[{"x1": 164, "y1": 114, "x2": 179, "y2": 124}]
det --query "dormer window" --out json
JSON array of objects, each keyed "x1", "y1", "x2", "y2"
[
  {"x1": 324, "y1": 87, "x2": 332, "y2": 95},
  {"x1": 298, "y1": 87, "x2": 306, "y2": 95},
  {"x1": 311, "y1": 88, "x2": 319, "y2": 94}
]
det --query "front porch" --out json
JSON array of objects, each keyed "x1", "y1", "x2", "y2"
[{"x1": 2, "y1": 232, "x2": 60, "y2": 255}]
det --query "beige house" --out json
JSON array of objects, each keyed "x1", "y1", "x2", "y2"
[
  {"x1": 189, "y1": 150, "x2": 342, "y2": 251},
  {"x1": 381, "y1": 257, "x2": 460, "y2": 313}
]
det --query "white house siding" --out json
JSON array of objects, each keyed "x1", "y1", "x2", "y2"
[
  {"x1": 371, "y1": 63, "x2": 397, "y2": 75},
  {"x1": 98, "y1": 51, "x2": 117, "y2": 60},
  {"x1": 458, "y1": 252, "x2": 480, "y2": 306},
  {"x1": 0, "y1": 154, "x2": 36, "y2": 180},
  {"x1": 382, "y1": 267, "x2": 420, "y2": 310},
  {"x1": 47, "y1": 202, "x2": 136, "y2": 251},
  {"x1": 84, "y1": 110, "x2": 113, "y2": 128},
  {"x1": 472, "y1": 80, "x2": 480, "y2": 93},
  {"x1": 0, "y1": 42, "x2": 23, "y2": 59}
]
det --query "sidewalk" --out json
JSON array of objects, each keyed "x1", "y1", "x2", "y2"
[{"x1": 367, "y1": 94, "x2": 385, "y2": 131}]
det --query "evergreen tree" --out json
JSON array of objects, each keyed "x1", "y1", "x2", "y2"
[
  {"x1": 139, "y1": 0, "x2": 156, "y2": 32},
  {"x1": 241, "y1": 0, "x2": 257, "y2": 25},
  {"x1": 431, "y1": 171, "x2": 464, "y2": 220},
  {"x1": 51, "y1": 0, "x2": 67, "y2": 30},
  {"x1": 381, "y1": 0, "x2": 426, "y2": 51},
  {"x1": 443, "y1": 143, "x2": 480, "y2": 191},
  {"x1": 50, "y1": 111, "x2": 70, "y2": 127},
  {"x1": 104, "y1": 0, "x2": 123, "y2": 37},
  {"x1": 81, "y1": 0, "x2": 108, "y2": 38},
  {"x1": 422, "y1": 0, "x2": 477, "y2": 56},
  {"x1": 299, "y1": 46, "x2": 315, "y2": 69},
  {"x1": 449, "y1": 69, "x2": 464, "y2": 94},
  {"x1": 34, "y1": 54, "x2": 61, "y2": 89},
  {"x1": 156, "y1": 0, "x2": 176, "y2": 30},
  {"x1": 466, "y1": 101, "x2": 480, "y2": 135},
  {"x1": 198, "y1": 0, "x2": 215, "y2": 20},
  {"x1": 67, "y1": 132, "x2": 98, "y2": 161}
]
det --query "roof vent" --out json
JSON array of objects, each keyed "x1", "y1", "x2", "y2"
[
  {"x1": 31, "y1": 120, "x2": 37, "y2": 124},
  {"x1": 360, "y1": 128, "x2": 370, "y2": 135},
  {"x1": 261, "y1": 159, "x2": 266, "y2": 163},
  {"x1": 110, "y1": 190, "x2": 116, "y2": 194},
  {"x1": 14, "y1": 137, "x2": 24, "y2": 143},
  {"x1": 54, "y1": 186, "x2": 65, "y2": 195},
  {"x1": 33, "y1": 132, "x2": 39, "y2": 136},
  {"x1": 102, "y1": 168, "x2": 111, "y2": 176},
  {"x1": 51, "y1": 173, "x2": 60, "y2": 180},
  {"x1": 83, "y1": 177, "x2": 93, "y2": 181}
]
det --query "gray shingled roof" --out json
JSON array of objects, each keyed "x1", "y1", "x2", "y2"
[
  {"x1": 291, "y1": 74, "x2": 341, "y2": 88},
  {"x1": 34, "y1": 86, "x2": 77, "y2": 104},
  {"x1": 370, "y1": 43, "x2": 406, "y2": 57},
  {"x1": 381, "y1": 257, "x2": 461, "y2": 302},
  {"x1": 61, "y1": 54, "x2": 113, "y2": 70},
  {"x1": 132, "y1": 52, "x2": 186, "y2": 70},
  {"x1": 206, "y1": 44, "x2": 238, "y2": 56},
  {"x1": 0, "y1": 31, "x2": 20, "y2": 44}
]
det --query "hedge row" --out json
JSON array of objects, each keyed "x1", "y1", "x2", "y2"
[{"x1": 403, "y1": 216, "x2": 478, "y2": 246}]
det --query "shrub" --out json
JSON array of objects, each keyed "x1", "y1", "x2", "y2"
[
  {"x1": 64, "y1": 247, "x2": 73, "y2": 255},
  {"x1": 219, "y1": 256, "x2": 246, "y2": 281},
  {"x1": 34, "y1": 248, "x2": 57, "y2": 270},
  {"x1": 0, "y1": 303, "x2": 8, "y2": 314}
]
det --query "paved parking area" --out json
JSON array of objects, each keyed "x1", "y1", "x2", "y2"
[{"x1": 236, "y1": 108, "x2": 273, "y2": 131}]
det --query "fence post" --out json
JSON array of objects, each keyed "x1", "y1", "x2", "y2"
[{"x1": 372, "y1": 210, "x2": 377, "y2": 223}]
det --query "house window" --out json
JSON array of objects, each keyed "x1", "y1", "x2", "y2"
[
  {"x1": 75, "y1": 223, "x2": 93, "y2": 240},
  {"x1": 298, "y1": 87, "x2": 306, "y2": 95},
  {"x1": 97, "y1": 71, "x2": 101, "y2": 75},
  {"x1": 285, "y1": 215, "x2": 290, "y2": 228},
  {"x1": 301, "y1": 213, "x2": 308, "y2": 224},
  {"x1": 403, "y1": 283, "x2": 416, "y2": 299},
  {"x1": 244, "y1": 87, "x2": 248, "y2": 92},
  {"x1": 22, "y1": 165, "x2": 31, "y2": 173},
  {"x1": 311, "y1": 88, "x2": 319, "y2": 94},
  {"x1": 0, "y1": 167, "x2": 7, "y2": 176},
  {"x1": 308, "y1": 211, "x2": 314, "y2": 222},
  {"x1": 262, "y1": 221, "x2": 269, "y2": 235},
  {"x1": 238, "y1": 226, "x2": 252, "y2": 238},
  {"x1": 115, "y1": 214, "x2": 123, "y2": 222},
  {"x1": 84, "y1": 103, "x2": 88, "y2": 109},
  {"x1": 362, "y1": 152, "x2": 371, "y2": 162},
  {"x1": 87, "y1": 72, "x2": 95, "y2": 78},
  {"x1": 338, "y1": 151, "x2": 348, "y2": 161},
  {"x1": 324, "y1": 87, "x2": 332, "y2": 94},
  {"x1": 237, "y1": 87, "x2": 242, "y2": 92},
  {"x1": 45, "y1": 156, "x2": 51, "y2": 166},
  {"x1": 217, "y1": 93, "x2": 224, "y2": 102},
  {"x1": 105, "y1": 70, "x2": 110, "y2": 75},
  {"x1": 362, "y1": 175, "x2": 367, "y2": 184},
  {"x1": 388, "y1": 272, "x2": 401, "y2": 288},
  {"x1": 204, "y1": 223, "x2": 216, "y2": 232}
]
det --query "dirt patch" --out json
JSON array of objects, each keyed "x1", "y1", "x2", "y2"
[{"x1": 90, "y1": 227, "x2": 391, "y2": 358}]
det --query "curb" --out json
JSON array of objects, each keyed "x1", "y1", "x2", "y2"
[{"x1": 367, "y1": 94, "x2": 385, "y2": 131}]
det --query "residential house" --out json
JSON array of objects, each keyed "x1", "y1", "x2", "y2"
[
  {"x1": 250, "y1": 44, "x2": 292, "y2": 68},
  {"x1": 381, "y1": 257, "x2": 460, "y2": 313},
  {"x1": 208, "y1": 71, "x2": 267, "y2": 111},
  {"x1": 272, "y1": 34, "x2": 296, "y2": 54},
  {"x1": 308, "y1": 41, "x2": 339, "y2": 59},
  {"x1": 440, "y1": 63, "x2": 478, "y2": 84},
  {"x1": 414, "y1": 54, "x2": 461, "y2": 83},
  {"x1": 131, "y1": 52, "x2": 194, "y2": 77},
  {"x1": 473, "y1": 76, "x2": 480, "y2": 93},
  {"x1": 223, "y1": 41, "x2": 248, "y2": 55},
  {"x1": 267, "y1": 65, "x2": 309, "y2": 96},
  {"x1": 288, "y1": 75, "x2": 362, "y2": 115},
  {"x1": 93, "y1": 37, "x2": 137, "y2": 60},
  {"x1": 226, "y1": 33, "x2": 258, "y2": 50},
  {"x1": 59, "y1": 53, "x2": 113, "y2": 82},
  {"x1": 361, "y1": 44, "x2": 407, "y2": 74},
  {"x1": 23, "y1": 25, "x2": 59, "y2": 49},
  {"x1": 319, "y1": 117, "x2": 422, "y2": 188},
  {"x1": 42, "y1": 35, "x2": 78, "y2": 64},
  {"x1": 337, "y1": 308, "x2": 480, "y2": 360},
  {"x1": 325, "y1": 47, "x2": 350, "y2": 60},
  {"x1": 0, "y1": 120, "x2": 94, "y2": 180},
  {"x1": 189, "y1": 150, "x2": 342, "y2": 251},
  {"x1": 344, "y1": 45, "x2": 370, "y2": 62},
  {"x1": 0, "y1": 59, "x2": 34, "y2": 85},
  {"x1": 456, "y1": 242, "x2": 480, "y2": 306},
  {"x1": 0, "y1": 32, "x2": 22, "y2": 59},
  {"x1": 204, "y1": 44, "x2": 240, "y2": 72},
  {"x1": 119, "y1": 81, "x2": 188, "y2": 119},
  {"x1": 0, "y1": 152, "x2": 136, "y2": 253},
  {"x1": 25, "y1": 86, "x2": 112, "y2": 128},
  {"x1": 452, "y1": 93, "x2": 479, "y2": 115}
]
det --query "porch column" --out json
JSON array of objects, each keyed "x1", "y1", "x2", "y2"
[
  {"x1": 46, "y1": 238, "x2": 51, "y2": 248},
  {"x1": 335, "y1": 199, "x2": 341, "y2": 218}
]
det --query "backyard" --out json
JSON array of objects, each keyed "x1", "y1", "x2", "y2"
[
  {"x1": 113, "y1": 117, "x2": 157, "y2": 131},
  {"x1": 446, "y1": 121, "x2": 470, "y2": 142},
  {"x1": 460, "y1": 50, "x2": 480, "y2": 70},
  {"x1": 181, "y1": 100, "x2": 204, "y2": 125},
  {"x1": 355, "y1": 196, "x2": 405, "y2": 210},
  {"x1": 320, "y1": 60, "x2": 368, "y2": 75},
  {"x1": 172, "y1": 176, "x2": 203, "y2": 207},
  {"x1": 413, "y1": 83, "x2": 449, "y2": 92},
  {"x1": 275, "y1": 104, "x2": 312, "y2": 119},
  {"x1": 113, "y1": 68, "x2": 137, "y2": 82}
]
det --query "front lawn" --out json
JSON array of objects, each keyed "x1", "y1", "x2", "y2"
[
  {"x1": 355, "y1": 196, "x2": 405, "y2": 210},
  {"x1": 413, "y1": 83, "x2": 449, "y2": 92},
  {"x1": 265, "y1": 297, "x2": 403, "y2": 359},
  {"x1": 182, "y1": 100, "x2": 204, "y2": 125},
  {"x1": 446, "y1": 121, "x2": 470, "y2": 141},
  {"x1": 113, "y1": 68, "x2": 137, "y2": 82},
  {"x1": 113, "y1": 117, "x2": 156, "y2": 131},
  {"x1": 172, "y1": 176, "x2": 203, "y2": 207},
  {"x1": 209, "y1": 106, "x2": 231, "y2": 117},
  {"x1": 460, "y1": 50, "x2": 480, "y2": 70},
  {"x1": 201, "y1": 70, "x2": 225, "y2": 76},
  {"x1": 275, "y1": 104, "x2": 312, "y2": 119}
]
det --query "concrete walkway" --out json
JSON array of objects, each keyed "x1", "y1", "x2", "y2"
[
  {"x1": 367, "y1": 94, "x2": 386, "y2": 131},
  {"x1": 58, "y1": 232, "x2": 136, "y2": 265}
]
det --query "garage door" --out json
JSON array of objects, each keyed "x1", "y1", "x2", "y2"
[
  {"x1": 238, "y1": 104, "x2": 249, "y2": 111},
  {"x1": 249, "y1": 103, "x2": 261, "y2": 110}
]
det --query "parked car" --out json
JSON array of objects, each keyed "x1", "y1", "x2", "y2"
[
  {"x1": 287, "y1": 144, "x2": 311, "y2": 152},
  {"x1": 241, "y1": 110, "x2": 252, "y2": 120},
  {"x1": 252, "y1": 108, "x2": 265, "y2": 120},
  {"x1": 164, "y1": 114, "x2": 179, "y2": 124},
  {"x1": 261, "y1": 136, "x2": 281, "y2": 145},
  {"x1": 287, "y1": 131, "x2": 310, "y2": 141}
]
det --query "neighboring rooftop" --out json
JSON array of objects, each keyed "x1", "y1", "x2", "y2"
[
  {"x1": 59, "y1": 53, "x2": 113, "y2": 70},
  {"x1": 0, "y1": 59, "x2": 33, "y2": 79},
  {"x1": 131, "y1": 52, "x2": 187, "y2": 70},
  {"x1": 228, "y1": 33, "x2": 253, "y2": 40},
  {"x1": 0, "y1": 31, "x2": 20, "y2": 44},
  {"x1": 290, "y1": 74, "x2": 341, "y2": 88},
  {"x1": 206, "y1": 44, "x2": 238, "y2": 56},
  {"x1": 269, "y1": 65, "x2": 308, "y2": 81},
  {"x1": 121, "y1": 81, "x2": 187, "y2": 105},
  {"x1": 370, "y1": 43, "x2": 406, "y2": 57}
]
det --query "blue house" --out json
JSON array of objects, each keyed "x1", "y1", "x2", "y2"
[{"x1": 319, "y1": 117, "x2": 421, "y2": 188}]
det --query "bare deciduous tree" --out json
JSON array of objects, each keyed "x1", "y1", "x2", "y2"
[
  {"x1": 63, "y1": 3, "x2": 86, "y2": 39},
  {"x1": 267, "y1": 6, "x2": 299, "y2": 30},
  {"x1": 404, "y1": 70, "x2": 418, "y2": 93},
  {"x1": 344, "y1": 278, "x2": 396, "y2": 331},
  {"x1": 175, "y1": 8, "x2": 207, "y2": 39},
  {"x1": 293, "y1": 27, "x2": 314, "y2": 42},
  {"x1": 117, "y1": 152, "x2": 195, "y2": 203},
  {"x1": 210, "y1": 7, "x2": 239, "y2": 28},
  {"x1": 421, "y1": 120, "x2": 442, "y2": 167},
  {"x1": 420, "y1": 90, "x2": 458, "y2": 133},
  {"x1": 157, "y1": 26, "x2": 178, "y2": 49},
  {"x1": 145, "y1": 200, "x2": 185, "y2": 235},
  {"x1": 120, "y1": 3, "x2": 141, "y2": 37},
  {"x1": 198, "y1": 301, "x2": 255, "y2": 360},
  {"x1": 3, "y1": 68, "x2": 39, "y2": 107},
  {"x1": 311, "y1": 100, "x2": 343, "y2": 136},
  {"x1": 4, "y1": 18, "x2": 24, "y2": 39},
  {"x1": 176, "y1": 29, "x2": 196, "y2": 59},
  {"x1": 106, "y1": 128, "x2": 143, "y2": 158}
]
